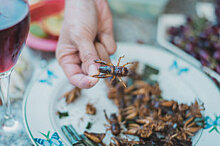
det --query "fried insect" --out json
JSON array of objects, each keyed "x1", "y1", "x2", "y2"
[
  {"x1": 86, "y1": 104, "x2": 96, "y2": 115},
  {"x1": 123, "y1": 105, "x2": 139, "y2": 120},
  {"x1": 84, "y1": 131, "x2": 106, "y2": 144},
  {"x1": 64, "y1": 87, "x2": 81, "y2": 104},
  {"x1": 110, "y1": 137, "x2": 121, "y2": 146},
  {"x1": 83, "y1": 61, "x2": 205, "y2": 145},
  {"x1": 104, "y1": 110, "x2": 121, "y2": 136},
  {"x1": 176, "y1": 117, "x2": 201, "y2": 141},
  {"x1": 110, "y1": 137, "x2": 144, "y2": 146},
  {"x1": 92, "y1": 56, "x2": 133, "y2": 87}
]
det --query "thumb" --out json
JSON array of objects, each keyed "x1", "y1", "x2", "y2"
[{"x1": 79, "y1": 40, "x2": 100, "y2": 77}]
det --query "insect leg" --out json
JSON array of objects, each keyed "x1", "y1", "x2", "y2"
[
  {"x1": 104, "y1": 124, "x2": 110, "y2": 127},
  {"x1": 117, "y1": 55, "x2": 125, "y2": 66},
  {"x1": 111, "y1": 76, "x2": 116, "y2": 82},
  {"x1": 92, "y1": 74, "x2": 112, "y2": 78},
  {"x1": 94, "y1": 60, "x2": 113, "y2": 66},
  {"x1": 104, "y1": 124, "x2": 111, "y2": 130},
  {"x1": 104, "y1": 110, "x2": 111, "y2": 123},
  {"x1": 117, "y1": 77, "x2": 127, "y2": 87},
  {"x1": 122, "y1": 62, "x2": 134, "y2": 67}
]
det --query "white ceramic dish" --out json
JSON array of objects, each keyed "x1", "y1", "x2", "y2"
[
  {"x1": 23, "y1": 43, "x2": 220, "y2": 146},
  {"x1": 157, "y1": 14, "x2": 220, "y2": 83}
]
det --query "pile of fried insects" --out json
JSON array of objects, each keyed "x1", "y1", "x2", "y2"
[{"x1": 61, "y1": 58, "x2": 205, "y2": 146}]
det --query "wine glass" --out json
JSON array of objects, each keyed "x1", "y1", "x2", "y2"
[{"x1": 0, "y1": 0, "x2": 30, "y2": 139}]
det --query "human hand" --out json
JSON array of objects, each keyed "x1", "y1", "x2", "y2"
[{"x1": 56, "y1": 0, "x2": 116, "y2": 89}]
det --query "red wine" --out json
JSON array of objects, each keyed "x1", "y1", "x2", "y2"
[{"x1": 0, "y1": 0, "x2": 30, "y2": 73}]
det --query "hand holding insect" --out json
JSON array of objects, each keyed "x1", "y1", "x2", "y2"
[{"x1": 92, "y1": 56, "x2": 133, "y2": 87}]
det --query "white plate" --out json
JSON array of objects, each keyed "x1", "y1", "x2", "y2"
[{"x1": 23, "y1": 43, "x2": 220, "y2": 146}]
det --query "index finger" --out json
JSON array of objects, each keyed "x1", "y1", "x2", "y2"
[{"x1": 95, "y1": 42, "x2": 111, "y2": 63}]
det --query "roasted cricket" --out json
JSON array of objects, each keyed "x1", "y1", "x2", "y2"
[
  {"x1": 103, "y1": 63, "x2": 204, "y2": 146},
  {"x1": 104, "y1": 110, "x2": 121, "y2": 136},
  {"x1": 92, "y1": 56, "x2": 133, "y2": 87},
  {"x1": 63, "y1": 87, "x2": 81, "y2": 104},
  {"x1": 84, "y1": 131, "x2": 106, "y2": 145},
  {"x1": 61, "y1": 61, "x2": 204, "y2": 146}
]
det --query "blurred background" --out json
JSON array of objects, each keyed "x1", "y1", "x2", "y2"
[
  {"x1": 1, "y1": 0, "x2": 218, "y2": 145},
  {"x1": 28, "y1": 0, "x2": 212, "y2": 45}
]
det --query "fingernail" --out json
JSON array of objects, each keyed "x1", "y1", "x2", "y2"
[{"x1": 88, "y1": 64, "x2": 98, "y2": 76}]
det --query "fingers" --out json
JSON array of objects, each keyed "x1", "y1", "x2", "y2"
[
  {"x1": 98, "y1": 33, "x2": 117, "y2": 55},
  {"x1": 69, "y1": 69, "x2": 99, "y2": 89},
  {"x1": 56, "y1": 44, "x2": 99, "y2": 88},
  {"x1": 78, "y1": 40, "x2": 100, "y2": 75},
  {"x1": 56, "y1": 26, "x2": 99, "y2": 88},
  {"x1": 94, "y1": 0, "x2": 117, "y2": 55},
  {"x1": 95, "y1": 42, "x2": 111, "y2": 62},
  {"x1": 61, "y1": 62, "x2": 98, "y2": 88}
]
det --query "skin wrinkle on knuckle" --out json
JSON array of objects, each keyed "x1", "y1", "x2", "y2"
[
  {"x1": 56, "y1": 46, "x2": 77, "y2": 64},
  {"x1": 60, "y1": 56, "x2": 76, "y2": 67}
]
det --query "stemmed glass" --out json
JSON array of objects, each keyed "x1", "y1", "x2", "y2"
[{"x1": 0, "y1": 0, "x2": 30, "y2": 138}]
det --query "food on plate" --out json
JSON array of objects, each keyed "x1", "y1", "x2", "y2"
[
  {"x1": 104, "y1": 110, "x2": 121, "y2": 136},
  {"x1": 61, "y1": 61, "x2": 205, "y2": 146},
  {"x1": 92, "y1": 56, "x2": 134, "y2": 87},
  {"x1": 167, "y1": 0, "x2": 220, "y2": 76},
  {"x1": 86, "y1": 122, "x2": 93, "y2": 130},
  {"x1": 84, "y1": 131, "x2": 106, "y2": 145},
  {"x1": 56, "y1": 111, "x2": 69, "y2": 119},
  {"x1": 63, "y1": 87, "x2": 81, "y2": 104},
  {"x1": 86, "y1": 104, "x2": 97, "y2": 115}
]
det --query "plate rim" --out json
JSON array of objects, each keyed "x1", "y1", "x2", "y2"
[{"x1": 23, "y1": 74, "x2": 40, "y2": 145}]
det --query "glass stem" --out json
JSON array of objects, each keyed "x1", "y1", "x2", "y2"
[{"x1": 0, "y1": 71, "x2": 12, "y2": 120}]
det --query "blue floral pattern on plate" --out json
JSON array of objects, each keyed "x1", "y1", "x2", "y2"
[
  {"x1": 204, "y1": 115, "x2": 220, "y2": 133},
  {"x1": 39, "y1": 70, "x2": 58, "y2": 85},
  {"x1": 34, "y1": 131, "x2": 63, "y2": 146},
  {"x1": 170, "y1": 60, "x2": 189, "y2": 75}
]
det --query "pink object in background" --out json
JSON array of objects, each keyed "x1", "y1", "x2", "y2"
[{"x1": 26, "y1": 0, "x2": 64, "y2": 52}]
